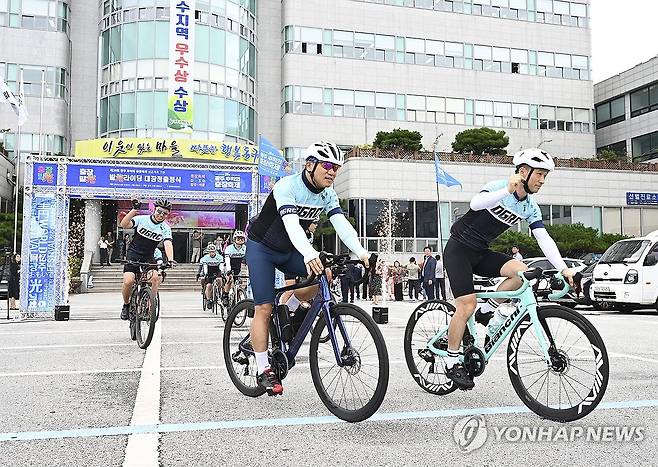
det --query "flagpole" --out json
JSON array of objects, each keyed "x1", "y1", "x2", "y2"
[
  {"x1": 13, "y1": 69, "x2": 23, "y2": 253},
  {"x1": 38, "y1": 69, "x2": 45, "y2": 156},
  {"x1": 433, "y1": 134, "x2": 444, "y2": 256}
]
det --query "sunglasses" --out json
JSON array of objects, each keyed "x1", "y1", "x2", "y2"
[
  {"x1": 319, "y1": 161, "x2": 340, "y2": 172},
  {"x1": 154, "y1": 208, "x2": 169, "y2": 216}
]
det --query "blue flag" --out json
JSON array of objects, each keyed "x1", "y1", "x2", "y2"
[
  {"x1": 258, "y1": 136, "x2": 287, "y2": 178},
  {"x1": 434, "y1": 151, "x2": 462, "y2": 188}
]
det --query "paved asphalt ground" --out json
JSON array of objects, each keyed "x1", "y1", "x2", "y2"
[{"x1": 0, "y1": 291, "x2": 657, "y2": 466}]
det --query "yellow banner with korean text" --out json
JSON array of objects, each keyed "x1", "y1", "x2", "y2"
[{"x1": 74, "y1": 138, "x2": 259, "y2": 165}]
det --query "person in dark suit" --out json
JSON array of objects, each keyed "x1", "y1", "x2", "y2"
[
  {"x1": 421, "y1": 246, "x2": 437, "y2": 300},
  {"x1": 339, "y1": 265, "x2": 354, "y2": 303},
  {"x1": 351, "y1": 263, "x2": 363, "y2": 300}
]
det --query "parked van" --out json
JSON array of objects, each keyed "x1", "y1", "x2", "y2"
[{"x1": 591, "y1": 230, "x2": 658, "y2": 311}]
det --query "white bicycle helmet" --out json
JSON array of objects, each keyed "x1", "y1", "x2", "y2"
[
  {"x1": 233, "y1": 230, "x2": 246, "y2": 240},
  {"x1": 512, "y1": 148, "x2": 555, "y2": 172},
  {"x1": 305, "y1": 141, "x2": 344, "y2": 167},
  {"x1": 206, "y1": 244, "x2": 217, "y2": 252}
]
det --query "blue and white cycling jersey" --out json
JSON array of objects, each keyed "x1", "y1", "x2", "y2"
[
  {"x1": 200, "y1": 253, "x2": 223, "y2": 275},
  {"x1": 128, "y1": 215, "x2": 172, "y2": 257},
  {"x1": 450, "y1": 179, "x2": 543, "y2": 251},
  {"x1": 153, "y1": 248, "x2": 163, "y2": 262},
  {"x1": 248, "y1": 173, "x2": 342, "y2": 252},
  {"x1": 224, "y1": 243, "x2": 246, "y2": 273}
]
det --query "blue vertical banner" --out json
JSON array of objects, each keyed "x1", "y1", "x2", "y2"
[
  {"x1": 258, "y1": 136, "x2": 287, "y2": 178},
  {"x1": 25, "y1": 195, "x2": 58, "y2": 314}
]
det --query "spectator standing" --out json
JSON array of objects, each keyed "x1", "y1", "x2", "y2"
[
  {"x1": 106, "y1": 232, "x2": 115, "y2": 264},
  {"x1": 512, "y1": 245, "x2": 523, "y2": 261},
  {"x1": 339, "y1": 263, "x2": 355, "y2": 303},
  {"x1": 392, "y1": 260, "x2": 404, "y2": 301},
  {"x1": 421, "y1": 246, "x2": 437, "y2": 300},
  {"x1": 98, "y1": 236, "x2": 110, "y2": 266},
  {"x1": 351, "y1": 263, "x2": 363, "y2": 300},
  {"x1": 406, "y1": 257, "x2": 421, "y2": 300},
  {"x1": 434, "y1": 254, "x2": 446, "y2": 300},
  {"x1": 191, "y1": 230, "x2": 203, "y2": 263},
  {"x1": 8, "y1": 254, "x2": 21, "y2": 310},
  {"x1": 370, "y1": 258, "x2": 384, "y2": 305}
]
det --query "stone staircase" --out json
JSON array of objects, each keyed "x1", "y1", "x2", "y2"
[{"x1": 87, "y1": 262, "x2": 201, "y2": 293}]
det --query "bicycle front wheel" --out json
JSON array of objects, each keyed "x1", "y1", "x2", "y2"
[
  {"x1": 223, "y1": 299, "x2": 265, "y2": 397},
  {"x1": 309, "y1": 303, "x2": 389, "y2": 422},
  {"x1": 507, "y1": 305, "x2": 609, "y2": 422},
  {"x1": 403, "y1": 300, "x2": 458, "y2": 396},
  {"x1": 135, "y1": 286, "x2": 157, "y2": 349}
]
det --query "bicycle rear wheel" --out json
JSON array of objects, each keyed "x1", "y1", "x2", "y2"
[
  {"x1": 403, "y1": 300, "x2": 458, "y2": 396},
  {"x1": 507, "y1": 305, "x2": 609, "y2": 422},
  {"x1": 135, "y1": 286, "x2": 157, "y2": 349},
  {"x1": 223, "y1": 299, "x2": 265, "y2": 397},
  {"x1": 309, "y1": 303, "x2": 389, "y2": 422}
]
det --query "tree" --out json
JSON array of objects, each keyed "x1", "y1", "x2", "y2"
[
  {"x1": 490, "y1": 223, "x2": 629, "y2": 259},
  {"x1": 452, "y1": 127, "x2": 509, "y2": 155},
  {"x1": 596, "y1": 148, "x2": 625, "y2": 162},
  {"x1": 315, "y1": 199, "x2": 355, "y2": 252},
  {"x1": 373, "y1": 128, "x2": 423, "y2": 151},
  {"x1": 0, "y1": 212, "x2": 23, "y2": 253}
]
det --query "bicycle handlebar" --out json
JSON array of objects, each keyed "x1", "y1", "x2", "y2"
[
  {"x1": 273, "y1": 251, "x2": 373, "y2": 294},
  {"x1": 117, "y1": 259, "x2": 173, "y2": 270}
]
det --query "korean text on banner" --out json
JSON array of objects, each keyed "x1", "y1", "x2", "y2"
[
  {"x1": 258, "y1": 136, "x2": 287, "y2": 178},
  {"x1": 168, "y1": 0, "x2": 195, "y2": 133},
  {"x1": 26, "y1": 195, "x2": 57, "y2": 314}
]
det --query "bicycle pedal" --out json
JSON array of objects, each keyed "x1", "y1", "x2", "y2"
[{"x1": 265, "y1": 388, "x2": 283, "y2": 397}]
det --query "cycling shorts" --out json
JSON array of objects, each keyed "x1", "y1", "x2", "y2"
[
  {"x1": 246, "y1": 238, "x2": 307, "y2": 305},
  {"x1": 123, "y1": 251, "x2": 156, "y2": 275},
  {"x1": 443, "y1": 238, "x2": 512, "y2": 299}
]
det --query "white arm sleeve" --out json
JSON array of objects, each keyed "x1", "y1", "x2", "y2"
[
  {"x1": 282, "y1": 214, "x2": 320, "y2": 263},
  {"x1": 469, "y1": 188, "x2": 510, "y2": 211},
  {"x1": 330, "y1": 214, "x2": 368, "y2": 258},
  {"x1": 533, "y1": 228, "x2": 568, "y2": 272}
]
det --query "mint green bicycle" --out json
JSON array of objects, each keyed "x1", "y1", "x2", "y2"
[{"x1": 404, "y1": 269, "x2": 609, "y2": 422}]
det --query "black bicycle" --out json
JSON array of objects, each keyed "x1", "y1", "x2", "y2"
[
  {"x1": 223, "y1": 253, "x2": 389, "y2": 422},
  {"x1": 120, "y1": 260, "x2": 171, "y2": 349}
]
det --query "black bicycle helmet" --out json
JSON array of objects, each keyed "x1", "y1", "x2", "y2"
[{"x1": 154, "y1": 199, "x2": 172, "y2": 211}]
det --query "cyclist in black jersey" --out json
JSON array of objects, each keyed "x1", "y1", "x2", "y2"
[
  {"x1": 119, "y1": 199, "x2": 175, "y2": 320},
  {"x1": 442, "y1": 149, "x2": 576, "y2": 390}
]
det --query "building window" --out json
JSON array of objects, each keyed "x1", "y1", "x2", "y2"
[
  {"x1": 596, "y1": 141, "x2": 627, "y2": 159},
  {"x1": 595, "y1": 96, "x2": 625, "y2": 129},
  {"x1": 631, "y1": 131, "x2": 658, "y2": 163},
  {"x1": 630, "y1": 81, "x2": 658, "y2": 118}
]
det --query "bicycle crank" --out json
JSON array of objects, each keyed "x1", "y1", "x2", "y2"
[
  {"x1": 270, "y1": 349, "x2": 289, "y2": 380},
  {"x1": 463, "y1": 345, "x2": 486, "y2": 377}
]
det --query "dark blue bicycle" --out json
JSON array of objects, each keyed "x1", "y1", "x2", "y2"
[{"x1": 223, "y1": 253, "x2": 389, "y2": 422}]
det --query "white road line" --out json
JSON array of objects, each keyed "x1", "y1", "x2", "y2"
[
  {"x1": 0, "y1": 368, "x2": 141, "y2": 378},
  {"x1": 0, "y1": 340, "x2": 218, "y2": 351},
  {"x1": 0, "y1": 329, "x2": 126, "y2": 336},
  {"x1": 123, "y1": 320, "x2": 162, "y2": 467}
]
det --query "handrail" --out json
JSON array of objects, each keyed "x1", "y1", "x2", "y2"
[{"x1": 80, "y1": 250, "x2": 94, "y2": 293}]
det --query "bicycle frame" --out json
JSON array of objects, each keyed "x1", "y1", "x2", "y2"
[
  {"x1": 238, "y1": 274, "x2": 353, "y2": 368},
  {"x1": 426, "y1": 272, "x2": 570, "y2": 364}
]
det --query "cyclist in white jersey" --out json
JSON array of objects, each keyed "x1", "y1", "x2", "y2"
[
  {"x1": 119, "y1": 199, "x2": 174, "y2": 320},
  {"x1": 246, "y1": 141, "x2": 370, "y2": 396},
  {"x1": 442, "y1": 149, "x2": 576, "y2": 390},
  {"x1": 199, "y1": 244, "x2": 223, "y2": 309},
  {"x1": 222, "y1": 230, "x2": 247, "y2": 305}
]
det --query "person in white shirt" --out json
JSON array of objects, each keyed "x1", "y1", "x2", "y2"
[
  {"x1": 98, "y1": 236, "x2": 110, "y2": 266},
  {"x1": 512, "y1": 245, "x2": 523, "y2": 261},
  {"x1": 434, "y1": 254, "x2": 446, "y2": 300}
]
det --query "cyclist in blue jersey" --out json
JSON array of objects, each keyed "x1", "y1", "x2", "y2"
[
  {"x1": 119, "y1": 199, "x2": 175, "y2": 320},
  {"x1": 442, "y1": 149, "x2": 576, "y2": 390},
  {"x1": 222, "y1": 230, "x2": 247, "y2": 305},
  {"x1": 246, "y1": 141, "x2": 370, "y2": 396},
  {"x1": 199, "y1": 244, "x2": 223, "y2": 309}
]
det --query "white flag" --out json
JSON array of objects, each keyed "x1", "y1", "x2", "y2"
[{"x1": 0, "y1": 77, "x2": 28, "y2": 126}]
